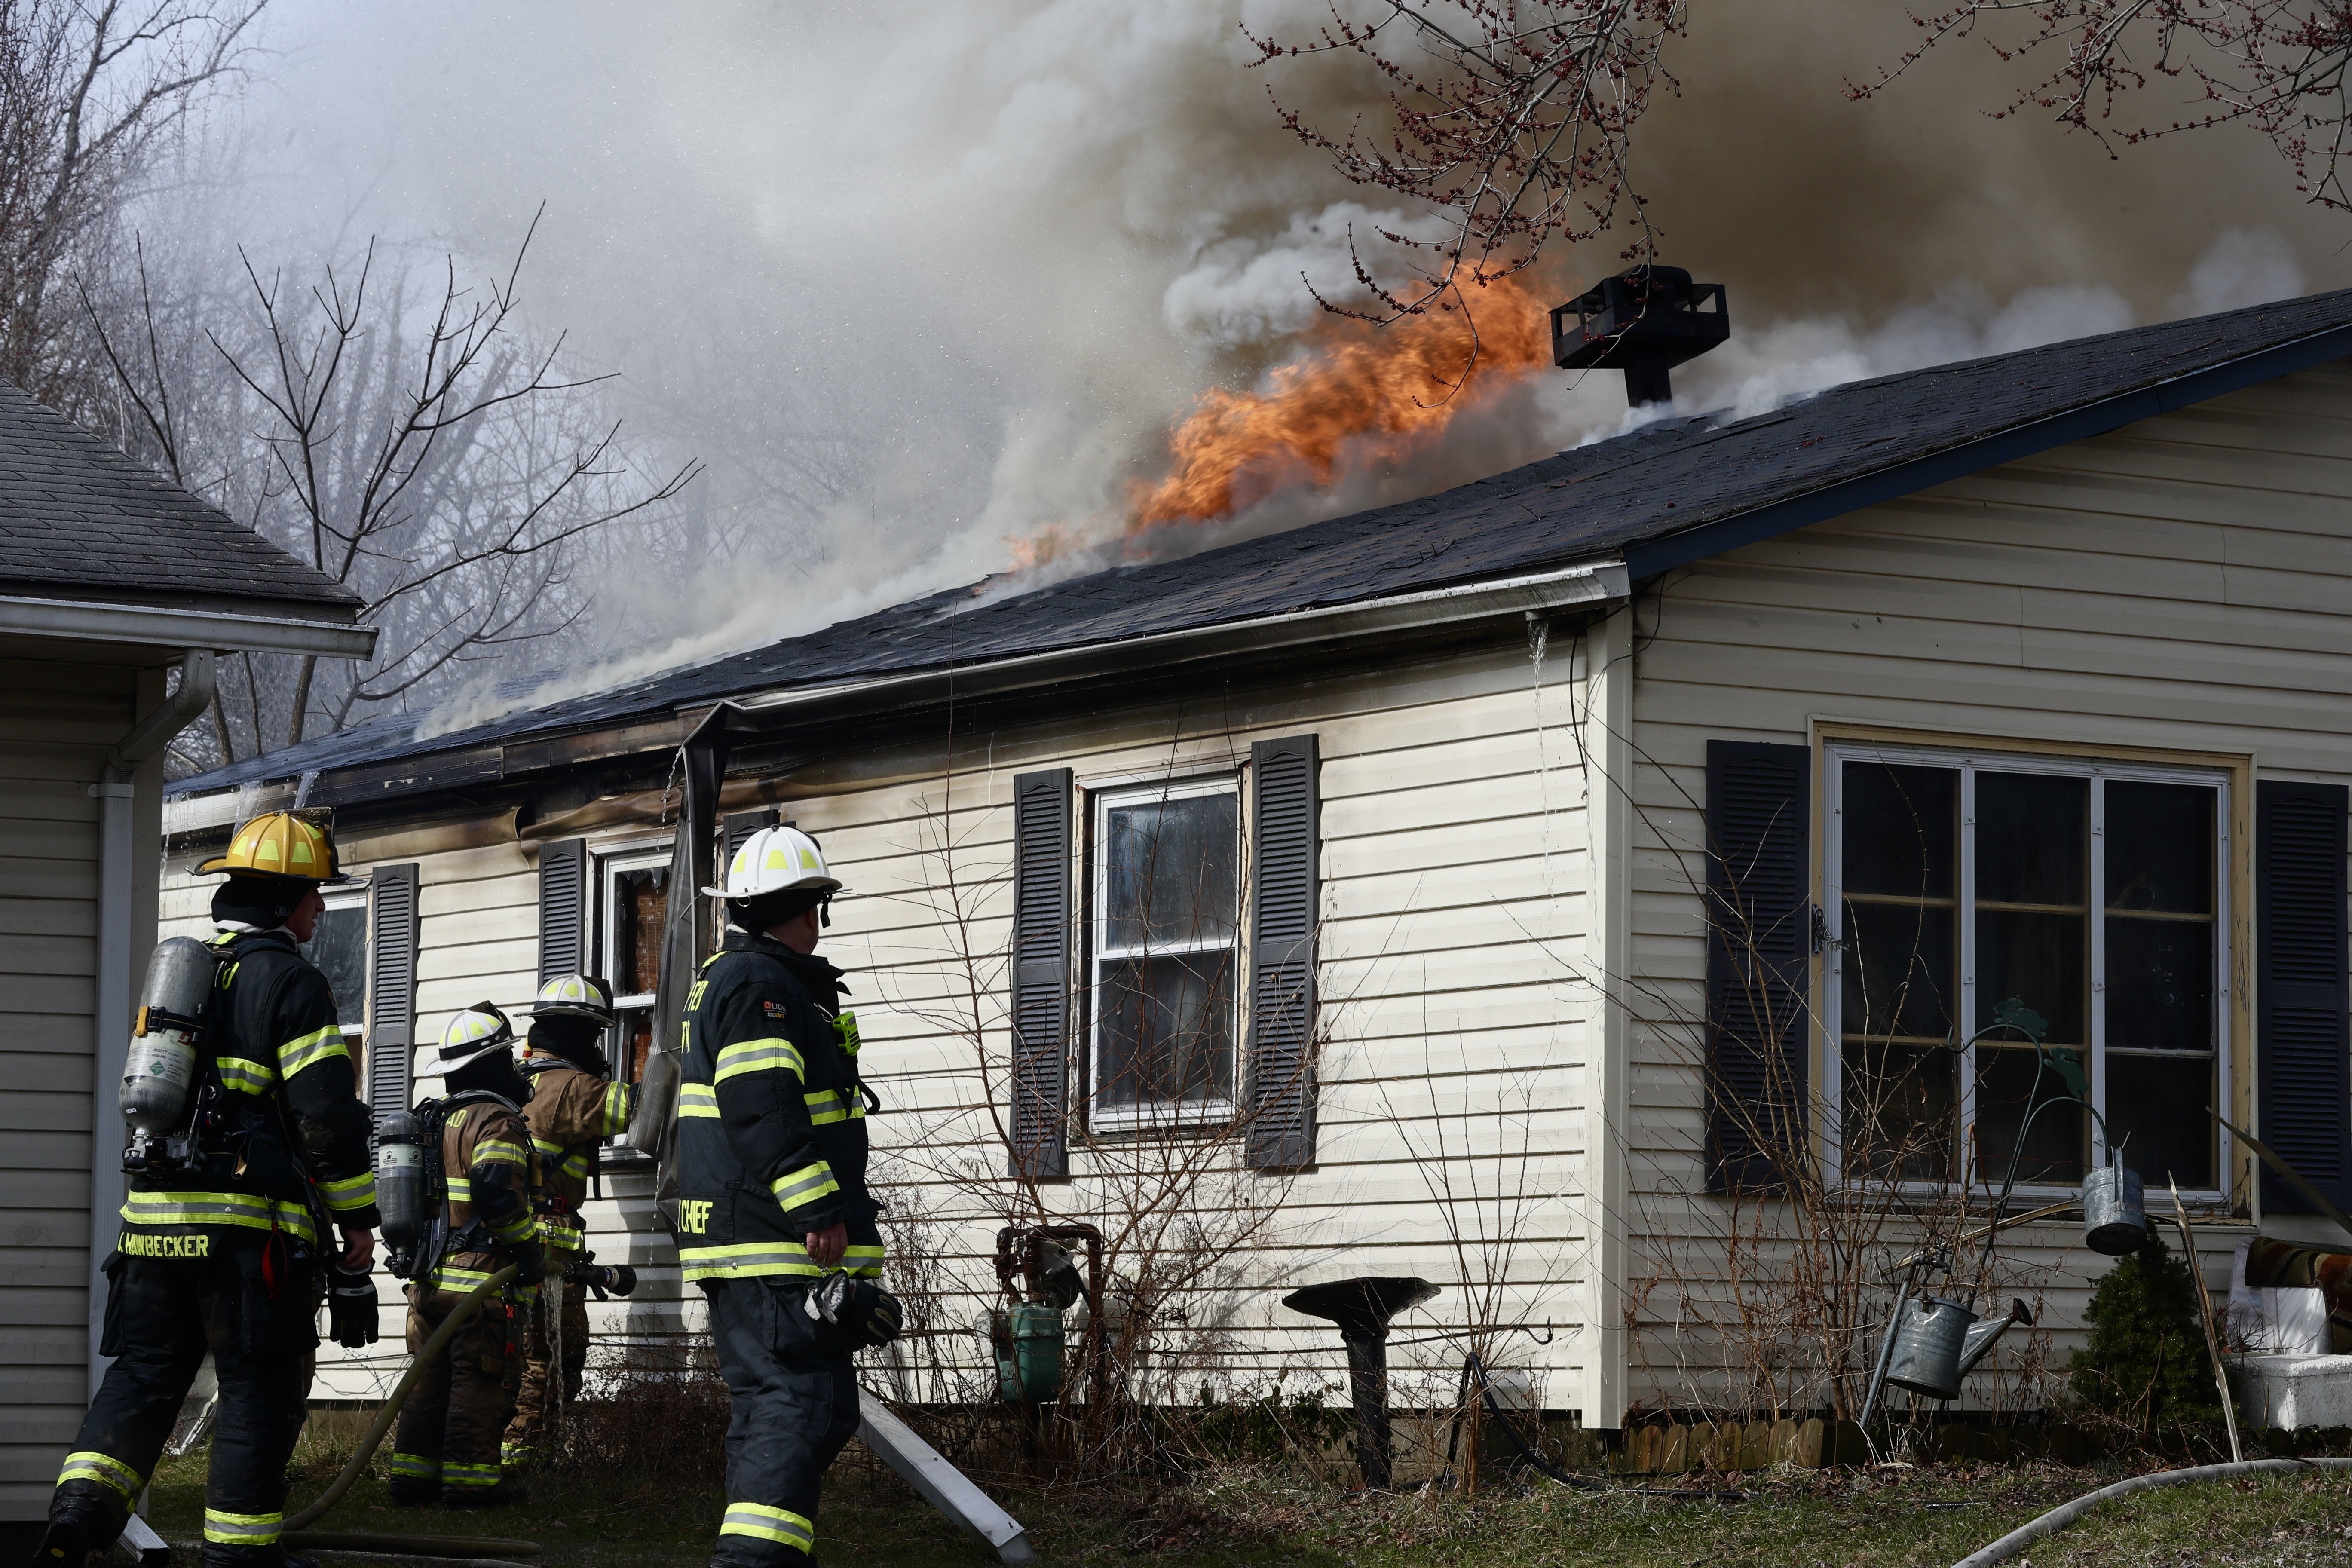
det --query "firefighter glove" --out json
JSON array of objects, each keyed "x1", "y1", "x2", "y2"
[
  {"x1": 805, "y1": 1271, "x2": 903, "y2": 1349},
  {"x1": 327, "y1": 1264, "x2": 379, "y2": 1348},
  {"x1": 509, "y1": 1238, "x2": 546, "y2": 1288}
]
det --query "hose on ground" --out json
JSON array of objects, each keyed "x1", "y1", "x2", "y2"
[
  {"x1": 276, "y1": 1265, "x2": 539, "y2": 1561},
  {"x1": 1950, "y1": 1456, "x2": 2352, "y2": 1568}
]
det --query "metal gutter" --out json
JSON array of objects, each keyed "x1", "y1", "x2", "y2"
[
  {"x1": 0, "y1": 592, "x2": 379, "y2": 657},
  {"x1": 721, "y1": 556, "x2": 1631, "y2": 727},
  {"x1": 1623, "y1": 316, "x2": 2352, "y2": 579}
]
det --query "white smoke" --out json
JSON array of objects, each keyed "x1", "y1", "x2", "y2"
[{"x1": 220, "y1": 3, "x2": 2344, "y2": 734}]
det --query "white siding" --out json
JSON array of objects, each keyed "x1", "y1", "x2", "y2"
[
  {"x1": 1617, "y1": 364, "x2": 2352, "y2": 1413},
  {"x1": 0, "y1": 658, "x2": 129, "y2": 1516}
]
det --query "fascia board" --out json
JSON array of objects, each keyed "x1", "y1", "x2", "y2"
[
  {"x1": 716, "y1": 556, "x2": 1631, "y2": 730},
  {"x1": 0, "y1": 594, "x2": 379, "y2": 658},
  {"x1": 1624, "y1": 320, "x2": 2352, "y2": 578}
]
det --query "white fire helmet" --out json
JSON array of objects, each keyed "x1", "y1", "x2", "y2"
[
  {"x1": 413, "y1": 1001, "x2": 517, "y2": 1087},
  {"x1": 531, "y1": 973, "x2": 615, "y2": 1027},
  {"x1": 701, "y1": 824, "x2": 842, "y2": 900}
]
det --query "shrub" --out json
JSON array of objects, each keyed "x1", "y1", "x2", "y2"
[{"x1": 2066, "y1": 1233, "x2": 2221, "y2": 1439}]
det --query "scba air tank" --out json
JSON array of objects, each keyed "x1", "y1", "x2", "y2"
[
  {"x1": 119, "y1": 937, "x2": 216, "y2": 1132},
  {"x1": 375, "y1": 1109, "x2": 430, "y2": 1255}
]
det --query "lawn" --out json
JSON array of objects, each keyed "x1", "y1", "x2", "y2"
[{"x1": 141, "y1": 1424, "x2": 2352, "y2": 1567}]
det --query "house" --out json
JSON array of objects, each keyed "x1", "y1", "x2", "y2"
[
  {"x1": 0, "y1": 381, "x2": 375, "y2": 1525},
  {"x1": 159, "y1": 290, "x2": 2352, "y2": 1431}
]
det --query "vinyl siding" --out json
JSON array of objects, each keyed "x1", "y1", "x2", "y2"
[
  {"x1": 0, "y1": 658, "x2": 127, "y2": 1516},
  {"x1": 1618, "y1": 363, "x2": 2352, "y2": 1413}
]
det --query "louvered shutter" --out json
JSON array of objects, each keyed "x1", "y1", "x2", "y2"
[
  {"x1": 1009, "y1": 769, "x2": 1072, "y2": 1181},
  {"x1": 367, "y1": 863, "x2": 420, "y2": 1122},
  {"x1": 2256, "y1": 780, "x2": 2351, "y2": 1215},
  {"x1": 1246, "y1": 735, "x2": 1321, "y2": 1170},
  {"x1": 539, "y1": 839, "x2": 587, "y2": 983},
  {"x1": 1705, "y1": 741, "x2": 1811, "y2": 1194}
]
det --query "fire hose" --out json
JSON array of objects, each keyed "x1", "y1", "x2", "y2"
[
  {"x1": 1948, "y1": 1457, "x2": 2352, "y2": 1568},
  {"x1": 270, "y1": 1264, "x2": 540, "y2": 1562}
]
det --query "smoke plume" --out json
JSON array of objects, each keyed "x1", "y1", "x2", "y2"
[{"x1": 220, "y1": 0, "x2": 2345, "y2": 719}]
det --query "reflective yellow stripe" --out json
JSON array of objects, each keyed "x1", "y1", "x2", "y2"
[
  {"x1": 204, "y1": 1509, "x2": 282, "y2": 1544},
  {"x1": 530, "y1": 1136, "x2": 566, "y2": 1157},
  {"x1": 720, "y1": 1502, "x2": 814, "y2": 1550},
  {"x1": 804, "y1": 1087, "x2": 866, "y2": 1126},
  {"x1": 444, "y1": 1178, "x2": 473, "y2": 1203},
  {"x1": 769, "y1": 1161, "x2": 839, "y2": 1211},
  {"x1": 678, "y1": 1242, "x2": 819, "y2": 1282},
  {"x1": 387, "y1": 1451, "x2": 439, "y2": 1480},
  {"x1": 488, "y1": 1210, "x2": 536, "y2": 1244},
  {"x1": 599, "y1": 1080, "x2": 636, "y2": 1134},
  {"x1": 319, "y1": 1170, "x2": 377, "y2": 1213},
  {"x1": 474, "y1": 1139, "x2": 528, "y2": 1167},
  {"x1": 216, "y1": 1056, "x2": 275, "y2": 1096},
  {"x1": 277, "y1": 1024, "x2": 347, "y2": 1077},
  {"x1": 679, "y1": 1082, "x2": 720, "y2": 1118},
  {"x1": 443, "y1": 1461, "x2": 501, "y2": 1490},
  {"x1": 431, "y1": 1263, "x2": 502, "y2": 1288},
  {"x1": 58, "y1": 1451, "x2": 142, "y2": 1500},
  {"x1": 120, "y1": 1191, "x2": 316, "y2": 1243},
  {"x1": 714, "y1": 1038, "x2": 805, "y2": 1084},
  {"x1": 843, "y1": 1243, "x2": 886, "y2": 1280}
]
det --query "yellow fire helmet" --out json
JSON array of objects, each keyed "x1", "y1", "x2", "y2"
[
  {"x1": 701, "y1": 823, "x2": 842, "y2": 899},
  {"x1": 196, "y1": 811, "x2": 355, "y2": 885}
]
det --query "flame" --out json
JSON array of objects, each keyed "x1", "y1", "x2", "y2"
[{"x1": 1127, "y1": 275, "x2": 1552, "y2": 531}]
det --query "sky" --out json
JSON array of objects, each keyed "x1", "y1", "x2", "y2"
[{"x1": 206, "y1": 0, "x2": 2352, "y2": 706}]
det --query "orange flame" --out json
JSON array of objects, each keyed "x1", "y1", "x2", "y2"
[{"x1": 1127, "y1": 276, "x2": 1552, "y2": 530}]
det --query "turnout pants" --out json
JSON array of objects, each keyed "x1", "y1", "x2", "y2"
[
  {"x1": 390, "y1": 1284, "x2": 519, "y2": 1501},
  {"x1": 52, "y1": 1233, "x2": 316, "y2": 1565},
  {"x1": 503, "y1": 1280, "x2": 589, "y2": 1466},
  {"x1": 704, "y1": 1277, "x2": 859, "y2": 1567}
]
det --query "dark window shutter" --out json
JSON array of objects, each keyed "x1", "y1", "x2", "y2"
[
  {"x1": 539, "y1": 839, "x2": 587, "y2": 983},
  {"x1": 724, "y1": 808, "x2": 780, "y2": 866},
  {"x1": 1009, "y1": 770, "x2": 1073, "y2": 1181},
  {"x1": 2257, "y1": 780, "x2": 2351, "y2": 1215},
  {"x1": 1246, "y1": 735, "x2": 1321, "y2": 1170},
  {"x1": 1706, "y1": 741, "x2": 1811, "y2": 1194},
  {"x1": 367, "y1": 864, "x2": 421, "y2": 1122}
]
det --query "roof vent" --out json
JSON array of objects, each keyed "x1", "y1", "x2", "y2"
[{"x1": 1552, "y1": 265, "x2": 1729, "y2": 410}]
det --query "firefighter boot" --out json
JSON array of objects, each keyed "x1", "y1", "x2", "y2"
[{"x1": 36, "y1": 1479, "x2": 126, "y2": 1565}]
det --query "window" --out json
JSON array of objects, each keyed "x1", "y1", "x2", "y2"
[
  {"x1": 597, "y1": 847, "x2": 671, "y2": 1084},
  {"x1": 301, "y1": 885, "x2": 370, "y2": 1050},
  {"x1": 1827, "y1": 746, "x2": 2229, "y2": 1194},
  {"x1": 1088, "y1": 778, "x2": 1241, "y2": 1129}
]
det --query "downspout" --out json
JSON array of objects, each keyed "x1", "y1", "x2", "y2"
[
  {"x1": 1583, "y1": 606, "x2": 1635, "y2": 1433},
  {"x1": 85, "y1": 649, "x2": 217, "y2": 1397}
]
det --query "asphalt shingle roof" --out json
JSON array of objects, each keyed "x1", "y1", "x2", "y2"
[
  {"x1": 0, "y1": 379, "x2": 361, "y2": 611},
  {"x1": 174, "y1": 286, "x2": 2352, "y2": 797}
]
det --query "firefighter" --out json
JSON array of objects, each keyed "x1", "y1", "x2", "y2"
[
  {"x1": 500, "y1": 974, "x2": 637, "y2": 1470},
  {"x1": 387, "y1": 1004, "x2": 545, "y2": 1509},
  {"x1": 39, "y1": 812, "x2": 379, "y2": 1568},
  {"x1": 680, "y1": 824, "x2": 899, "y2": 1568}
]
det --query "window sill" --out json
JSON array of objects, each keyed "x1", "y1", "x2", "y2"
[{"x1": 1085, "y1": 1101, "x2": 1239, "y2": 1139}]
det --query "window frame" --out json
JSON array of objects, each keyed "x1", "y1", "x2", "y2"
[
  {"x1": 593, "y1": 837, "x2": 673, "y2": 1102},
  {"x1": 1821, "y1": 738, "x2": 2236, "y2": 1199},
  {"x1": 1084, "y1": 772, "x2": 1244, "y2": 1134},
  {"x1": 306, "y1": 878, "x2": 371, "y2": 1050}
]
